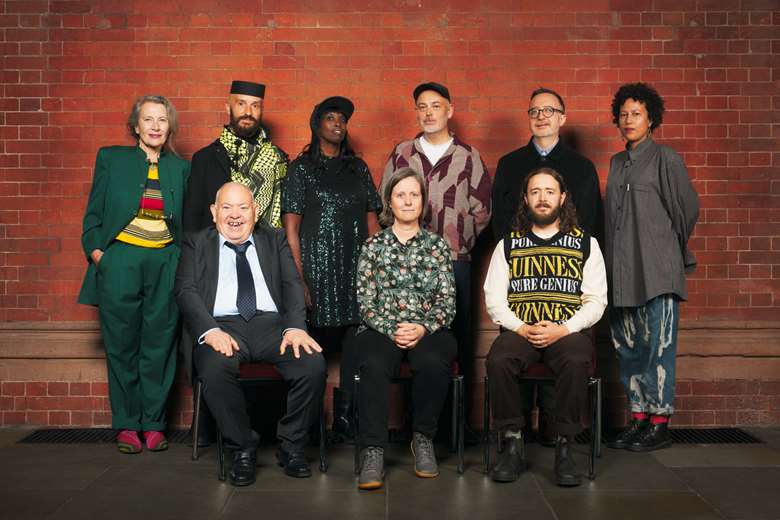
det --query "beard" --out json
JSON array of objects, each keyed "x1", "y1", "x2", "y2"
[
  {"x1": 229, "y1": 112, "x2": 262, "y2": 139},
  {"x1": 528, "y1": 203, "x2": 561, "y2": 227}
]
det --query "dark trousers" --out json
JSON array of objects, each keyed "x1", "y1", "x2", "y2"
[
  {"x1": 97, "y1": 241, "x2": 179, "y2": 431},
  {"x1": 486, "y1": 330, "x2": 592, "y2": 437},
  {"x1": 309, "y1": 325, "x2": 359, "y2": 396},
  {"x1": 452, "y1": 260, "x2": 474, "y2": 415},
  {"x1": 194, "y1": 313, "x2": 327, "y2": 451},
  {"x1": 354, "y1": 328, "x2": 457, "y2": 448}
]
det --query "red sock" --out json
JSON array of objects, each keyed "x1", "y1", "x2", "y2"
[
  {"x1": 650, "y1": 415, "x2": 669, "y2": 425},
  {"x1": 632, "y1": 412, "x2": 648, "y2": 421}
]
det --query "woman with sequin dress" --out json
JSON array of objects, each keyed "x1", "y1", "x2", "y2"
[{"x1": 282, "y1": 96, "x2": 381, "y2": 439}]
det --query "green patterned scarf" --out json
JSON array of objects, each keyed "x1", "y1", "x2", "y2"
[{"x1": 219, "y1": 126, "x2": 287, "y2": 228}]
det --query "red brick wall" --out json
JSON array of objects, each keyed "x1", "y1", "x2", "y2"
[
  {"x1": 0, "y1": 1, "x2": 778, "y2": 428},
  {"x1": 1, "y1": 0, "x2": 778, "y2": 323}
]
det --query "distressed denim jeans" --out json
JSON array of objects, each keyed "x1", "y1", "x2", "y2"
[{"x1": 610, "y1": 294, "x2": 679, "y2": 416}]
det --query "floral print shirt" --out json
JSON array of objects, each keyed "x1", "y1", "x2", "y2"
[{"x1": 356, "y1": 227, "x2": 456, "y2": 340}]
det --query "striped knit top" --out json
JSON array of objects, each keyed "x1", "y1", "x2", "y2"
[{"x1": 115, "y1": 163, "x2": 172, "y2": 248}]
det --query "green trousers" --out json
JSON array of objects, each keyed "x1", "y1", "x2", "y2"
[{"x1": 97, "y1": 241, "x2": 179, "y2": 431}]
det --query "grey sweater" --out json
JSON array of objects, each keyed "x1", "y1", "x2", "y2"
[{"x1": 605, "y1": 137, "x2": 700, "y2": 307}]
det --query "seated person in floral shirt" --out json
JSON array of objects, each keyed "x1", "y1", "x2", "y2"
[{"x1": 349, "y1": 167, "x2": 456, "y2": 491}]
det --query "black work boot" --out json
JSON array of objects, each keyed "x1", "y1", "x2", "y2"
[
  {"x1": 628, "y1": 421, "x2": 672, "y2": 452},
  {"x1": 554, "y1": 435, "x2": 582, "y2": 487},
  {"x1": 607, "y1": 418, "x2": 650, "y2": 449},
  {"x1": 331, "y1": 387, "x2": 354, "y2": 441},
  {"x1": 491, "y1": 430, "x2": 527, "y2": 483}
]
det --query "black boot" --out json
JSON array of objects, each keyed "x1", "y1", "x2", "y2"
[
  {"x1": 628, "y1": 421, "x2": 672, "y2": 452},
  {"x1": 607, "y1": 418, "x2": 649, "y2": 449},
  {"x1": 331, "y1": 387, "x2": 354, "y2": 441},
  {"x1": 491, "y1": 430, "x2": 527, "y2": 483},
  {"x1": 554, "y1": 435, "x2": 582, "y2": 487}
]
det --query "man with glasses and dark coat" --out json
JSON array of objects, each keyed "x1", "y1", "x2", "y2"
[{"x1": 491, "y1": 87, "x2": 603, "y2": 446}]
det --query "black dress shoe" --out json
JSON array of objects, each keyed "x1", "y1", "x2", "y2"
[
  {"x1": 627, "y1": 422, "x2": 672, "y2": 452},
  {"x1": 554, "y1": 435, "x2": 582, "y2": 487},
  {"x1": 276, "y1": 448, "x2": 312, "y2": 478},
  {"x1": 229, "y1": 448, "x2": 257, "y2": 487},
  {"x1": 607, "y1": 419, "x2": 649, "y2": 449},
  {"x1": 491, "y1": 431, "x2": 527, "y2": 483}
]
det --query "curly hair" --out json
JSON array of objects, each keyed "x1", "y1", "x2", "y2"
[
  {"x1": 127, "y1": 95, "x2": 179, "y2": 155},
  {"x1": 512, "y1": 167, "x2": 579, "y2": 235},
  {"x1": 611, "y1": 82, "x2": 665, "y2": 130}
]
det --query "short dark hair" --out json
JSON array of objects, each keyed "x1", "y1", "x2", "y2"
[
  {"x1": 512, "y1": 167, "x2": 579, "y2": 235},
  {"x1": 611, "y1": 82, "x2": 665, "y2": 130},
  {"x1": 530, "y1": 87, "x2": 565, "y2": 113},
  {"x1": 379, "y1": 167, "x2": 428, "y2": 227}
]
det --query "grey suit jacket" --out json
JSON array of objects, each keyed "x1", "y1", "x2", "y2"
[{"x1": 174, "y1": 224, "x2": 307, "y2": 381}]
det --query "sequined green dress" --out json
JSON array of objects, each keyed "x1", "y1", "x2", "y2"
[{"x1": 282, "y1": 155, "x2": 382, "y2": 327}]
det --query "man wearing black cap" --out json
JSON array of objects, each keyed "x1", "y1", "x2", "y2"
[
  {"x1": 381, "y1": 82, "x2": 492, "y2": 457},
  {"x1": 184, "y1": 80, "x2": 289, "y2": 232}
]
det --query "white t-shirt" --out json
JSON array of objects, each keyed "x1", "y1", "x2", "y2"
[{"x1": 418, "y1": 136, "x2": 453, "y2": 166}]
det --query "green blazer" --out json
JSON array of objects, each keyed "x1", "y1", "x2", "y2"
[{"x1": 78, "y1": 145, "x2": 190, "y2": 305}]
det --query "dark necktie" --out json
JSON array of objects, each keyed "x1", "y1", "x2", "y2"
[{"x1": 226, "y1": 241, "x2": 256, "y2": 321}]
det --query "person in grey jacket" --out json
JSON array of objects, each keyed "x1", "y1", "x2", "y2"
[{"x1": 604, "y1": 83, "x2": 699, "y2": 452}]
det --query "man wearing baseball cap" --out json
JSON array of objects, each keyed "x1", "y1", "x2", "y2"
[{"x1": 379, "y1": 82, "x2": 492, "y2": 475}]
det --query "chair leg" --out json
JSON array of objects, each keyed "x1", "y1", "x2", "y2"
[
  {"x1": 353, "y1": 373, "x2": 361, "y2": 475},
  {"x1": 319, "y1": 401, "x2": 328, "y2": 473},
  {"x1": 217, "y1": 430, "x2": 226, "y2": 481},
  {"x1": 457, "y1": 375, "x2": 465, "y2": 475},
  {"x1": 192, "y1": 380, "x2": 202, "y2": 462},
  {"x1": 588, "y1": 378, "x2": 598, "y2": 480},
  {"x1": 596, "y1": 377, "x2": 603, "y2": 458},
  {"x1": 450, "y1": 375, "x2": 458, "y2": 454},
  {"x1": 483, "y1": 375, "x2": 490, "y2": 474}
]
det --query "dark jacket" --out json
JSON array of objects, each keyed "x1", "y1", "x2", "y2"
[
  {"x1": 605, "y1": 137, "x2": 699, "y2": 307},
  {"x1": 491, "y1": 138, "x2": 603, "y2": 244},
  {"x1": 183, "y1": 140, "x2": 234, "y2": 233},
  {"x1": 183, "y1": 136, "x2": 288, "y2": 233},
  {"x1": 174, "y1": 225, "x2": 307, "y2": 381},
  {"x1": 78, "y1": 145, "x2": 190, "y2": 305}
]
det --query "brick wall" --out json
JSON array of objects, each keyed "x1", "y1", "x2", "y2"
[{"x1": 0, "y1": 1, "x2": 778, "y2": 427}]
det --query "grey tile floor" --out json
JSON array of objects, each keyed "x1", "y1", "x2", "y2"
[{"x1": 1, "y1": 427, "x2": 779, "y2": 520}]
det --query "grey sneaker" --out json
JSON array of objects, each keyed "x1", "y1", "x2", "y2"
[
  {"x1": 411, "y1": 432, "x2": 439, "y2": 478},
  {"x1": 358, "y1": 446, "x2": 385, "y2": 490}
]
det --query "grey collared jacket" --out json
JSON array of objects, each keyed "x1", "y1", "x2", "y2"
[{"x1": 605, "y1": 137, "x2": 700, "y2": 307}]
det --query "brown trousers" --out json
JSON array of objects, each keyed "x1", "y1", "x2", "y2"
[{"x1": 486, "y1": 330, "x2": 592, "y2": 437}]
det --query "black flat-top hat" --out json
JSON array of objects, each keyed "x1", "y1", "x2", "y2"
[
  {"x1": 314, "y1": 96, "x2": 355, "y2": 121},
  {"x1": 230, "y1": 80, "x2": 266, "y2": 98},
  {"x1": 413, "y1": 82, "x2": 450, "y2": 102}
]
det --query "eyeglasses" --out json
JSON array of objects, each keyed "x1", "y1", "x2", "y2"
[{"x1": 527, "y1": 106, "x2": 564, "y2": 119}]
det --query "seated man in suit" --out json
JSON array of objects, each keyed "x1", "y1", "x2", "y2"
[{"x1": 175, "y1": 182, "x2": 326, "y2": 487}]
